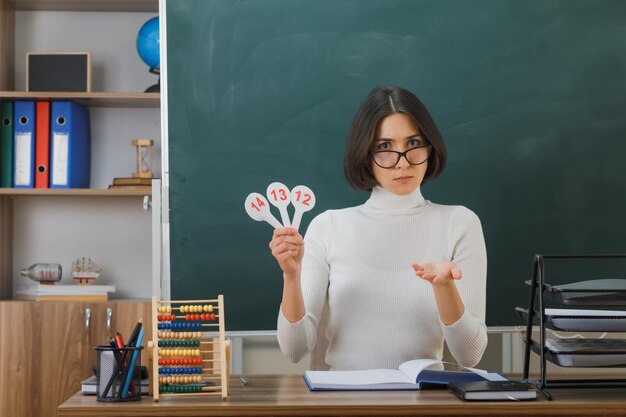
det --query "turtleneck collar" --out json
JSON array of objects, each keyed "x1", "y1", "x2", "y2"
[{"x1": 363, "y1": 186, "x2": 428, "y2": 212}]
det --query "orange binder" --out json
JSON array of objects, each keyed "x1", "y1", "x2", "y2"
[{"x1": 35, "y1": 101, "x2": 50, "y2": 188}]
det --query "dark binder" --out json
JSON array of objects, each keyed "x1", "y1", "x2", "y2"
[
  {"x1": 0, "y1": 101, "x2": 14, "y2": 187},
  {"x1": 448, "y1": 380, "x2": 536, "y2": 401}
]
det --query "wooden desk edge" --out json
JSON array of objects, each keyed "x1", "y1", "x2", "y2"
[{"x1": 58, "y1": 374, "x2": 626, "y2": 417}]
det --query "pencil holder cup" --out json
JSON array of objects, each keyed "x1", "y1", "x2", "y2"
[{"x1": 95, "y1": 345, "x2": 144, "y2": 402}]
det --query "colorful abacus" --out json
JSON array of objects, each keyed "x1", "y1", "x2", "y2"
[{"x1": 151, "y1": 296, "x2": 228, "y2": 400}]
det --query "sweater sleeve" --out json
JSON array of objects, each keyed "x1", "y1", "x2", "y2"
[
  {"x1": 441, "y1": 206, "x2": 488, "y2": 368},
  {"x1": 276, "y1": 212, "x2": 330, "y2": 363}
]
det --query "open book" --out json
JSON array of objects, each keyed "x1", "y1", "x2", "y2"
[{"x1": 304, "y1": 359, "x2": 506, "y2": 391}]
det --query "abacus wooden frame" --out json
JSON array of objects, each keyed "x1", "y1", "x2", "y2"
[{"x1": 151, "y1": 295, "x2": 229, "y2": 400}]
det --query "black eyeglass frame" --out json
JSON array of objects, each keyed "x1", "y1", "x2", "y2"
[{"x1": 369, "y1": 144, "x2": 432, "y2": 169}]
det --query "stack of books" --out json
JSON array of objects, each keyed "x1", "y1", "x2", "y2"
[
  {"x1": 108, "y1": 177, "x2": 152, "y2": 191},
  {"x1": 16, "y1": 284, "x2": 116, "y2": 301}
]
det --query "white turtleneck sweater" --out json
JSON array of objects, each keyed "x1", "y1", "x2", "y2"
[{"x1": 276, "y1": 186, "x2": 487, "y2": 370}]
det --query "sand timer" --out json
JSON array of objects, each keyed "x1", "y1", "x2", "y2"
[{"x1": 131, "y1": 139, "x2": 154, "y2": 178}]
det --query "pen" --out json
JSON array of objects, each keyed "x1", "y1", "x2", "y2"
[
  {"x1": 121, "y1": 328, "x2": 144, "y2": 399},
  {"x1": 115, "y1": 332, "x2": 124, "y2": 354},
  {"x1": 120, "y1": 320, "x2": 142, "y2": 366}
]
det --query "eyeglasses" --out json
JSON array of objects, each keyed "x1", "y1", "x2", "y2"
[{"x1": 370, "y1": 145, "x2": 432, "y2": 169}]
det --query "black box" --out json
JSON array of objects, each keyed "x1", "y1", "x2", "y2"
[{"x1": 26, "y1": 52, "x2": 92, "y2": 92}]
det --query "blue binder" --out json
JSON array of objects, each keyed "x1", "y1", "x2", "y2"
[
  {"x1": 13, "y1": 101, "x2": 36, "y2": 188},
  {"x1": 50, "y1": 101, "x2": 91, "y2": 188}
]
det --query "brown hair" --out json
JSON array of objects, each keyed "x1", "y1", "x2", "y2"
[{"x1": 343, "y1": 86, "x2": 447, "y2": 190}]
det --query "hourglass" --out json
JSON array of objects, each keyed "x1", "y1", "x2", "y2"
[{"x1": 132, "y1": 139, "x2": 154, "y2": 178}]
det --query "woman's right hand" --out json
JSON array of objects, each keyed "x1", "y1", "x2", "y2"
[{"x1": 269, "y1": 227, "x2": 305, "y2": 278}]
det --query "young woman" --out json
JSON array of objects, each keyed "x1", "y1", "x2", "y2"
[{"x1": 270, "y1": 86, "x2": 487, "y2": 370}]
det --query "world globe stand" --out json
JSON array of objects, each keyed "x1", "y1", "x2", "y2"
[{"x1": 145, "y1": 68, "x2": 160, "y2": 93}]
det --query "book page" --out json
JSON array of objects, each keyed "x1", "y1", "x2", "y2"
[
  {"x1": 398, "y1": 359, "x2": 445, "y2": 381},
  {"x1": 305, "y1": 369, "x2": 412, "y2": 386},
  {"x1": 398, "y1": 359, "x2": 505, "y2": 382}
]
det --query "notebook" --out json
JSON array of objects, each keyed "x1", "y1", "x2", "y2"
[{"x1": 303, "y1": 359, "x2": 506, "y2": 391}]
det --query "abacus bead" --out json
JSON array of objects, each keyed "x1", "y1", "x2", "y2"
[{"x1": 211, "y1": 313, "x2": 216, "y2": 320}]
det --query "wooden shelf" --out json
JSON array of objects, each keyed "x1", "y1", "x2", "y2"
[
  {"x1": 12, "y1": 0, "x2": 158, "y2": 12},
  {"x1": 0, "y1": 91, "x2": 160, "y2": 108},
  {"x1": 0, "y1": 188, "x2": 151, "y2": 196}
]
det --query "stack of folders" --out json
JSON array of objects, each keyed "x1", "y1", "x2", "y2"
[{"x1": 0, "y1": 100, "x2": 90, "y2": 189}]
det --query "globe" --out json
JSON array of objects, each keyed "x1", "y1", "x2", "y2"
[{"x1": 137, "y1": 16, "x2": 160, "y2": 70}]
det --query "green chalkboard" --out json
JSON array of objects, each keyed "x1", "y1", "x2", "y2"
[{"x1": 166, "y1": 0, "x2": 626, "y2": 330}]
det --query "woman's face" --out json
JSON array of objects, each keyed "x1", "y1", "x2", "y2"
[{"x1": 370, "y1": 112, "x2": 429, "y2": 196}]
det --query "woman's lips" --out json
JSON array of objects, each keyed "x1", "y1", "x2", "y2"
[{"x1": 394, "y1": 176, "x2": 412, "y2": 184}]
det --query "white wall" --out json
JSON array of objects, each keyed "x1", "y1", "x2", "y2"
[
  {"x1": 12, "y1": 11, "x2": 161, "y2": 297},
  {"x1": 15, "y1": 11, "x2": 158, "y2": 92}
]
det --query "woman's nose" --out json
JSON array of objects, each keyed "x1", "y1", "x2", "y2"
[{"x1": 395, "y1": 153, "x2": 411, "y2": 168}]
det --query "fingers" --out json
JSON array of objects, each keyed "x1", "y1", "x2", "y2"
[
  {"x1": 272, "y1": 227, "x2": 301, "y2": 239},
  {"x1": 269, "y1": 227, "x2": 303, "y2": 250},
  {"x1": 271, "y1": 240, "x2": 302, "y2": 256},
  {"x1": 450, "y1": 266, "x2": 462, "y2": 280},
  {"x1": 269, "y1": 227, "x2": 304, "y2": 261},
  {"x1": 411, "y1": 261, "x2": 462, "y2": 283}
]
